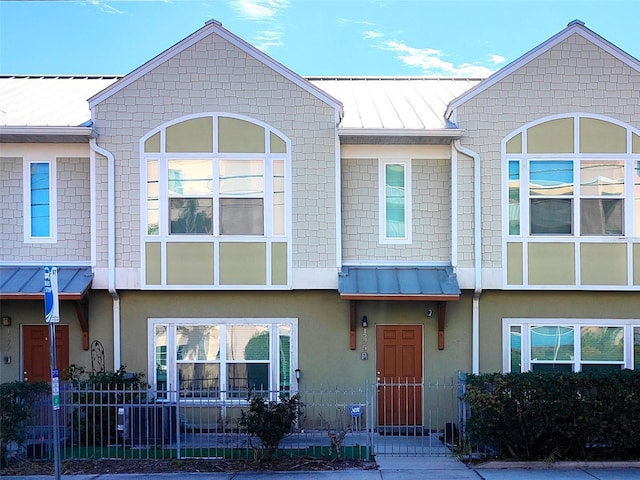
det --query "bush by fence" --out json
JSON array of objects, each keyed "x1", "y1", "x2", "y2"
[
  {"x1": 463, "y1": 370, "x2": 640, "y2": 460},
  {"x1": 0, "y1": 381, "x2": 49, "y2": 466}
]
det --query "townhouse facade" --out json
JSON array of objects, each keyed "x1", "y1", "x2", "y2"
[{"x1": 1, "y1": 19, "x2": 639, "y2": 429}]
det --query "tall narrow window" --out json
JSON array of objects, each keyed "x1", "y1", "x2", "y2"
[
  {"x1": 508, "y1": 160, "x2": 520, "y2": 235},
  {"x1": 380, "y1": 160, "x2": 411, "y2": 243},
  {"x1": 25, "y1": 160, "x2": 55, "y2": 242}
]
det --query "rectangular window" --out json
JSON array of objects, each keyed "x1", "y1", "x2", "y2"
[
  {"x1": 508, "y1": 160, "x2": 520, "y2": 235},
  {"x1": 150, "y1": 319, "x2": 297, "y2": 401},
  {"x1": 24, "y1": 161, "x2": 56, "y2": 242},
  {"x1": 580, "y1": 160, "x2": 624, "y2": 235},
  {"x1": 635, "y1": 161, "x2": 640, "y2": 237},
  {"x1": 504, "y1": 320, "x2": 638, "y2": 373},
  {"x1": 380, "y1": 160, "x2": 411, "y2": 243},
  {"x1": 529, "y1": 160, "x2": 574, "y2": 234},
  {"x1": 147, "y1": 160, "x2": 159, "y2": 235}
]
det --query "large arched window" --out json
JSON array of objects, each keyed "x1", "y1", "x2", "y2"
[
  {"x1": 503, "y1": 114, "x2": 640, "y2": 288},
  {"x1": 140, "y1": 113, "x2": 291, "y2": 289}
]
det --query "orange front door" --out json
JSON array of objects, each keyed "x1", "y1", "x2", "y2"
[
  {"x1": 23, "y1": 324, "x2": 69, "y2": 382},
  {"x1": 376, "y1": 324, "x2": 423, "y2": 426}
]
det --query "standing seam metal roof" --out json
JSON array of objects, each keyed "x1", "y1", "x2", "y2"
[{"x1": 0, "y1": 76, "x2": 481, "y2": 132}]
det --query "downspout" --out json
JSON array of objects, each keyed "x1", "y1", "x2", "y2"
[
  {"x1": 89, "y1": 137, "x2": 121, "y2": 370},
  {"x1": 453, "y1": 137, "x2": 482, "y2": 375},
  {"x1": 335, "y1": 109, "x2": 343, "y2": 270}
]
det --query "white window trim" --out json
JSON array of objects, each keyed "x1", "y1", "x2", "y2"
[
  {"x1": 379, "y1": 159, "x2": 412, "y2": 245},
  {"x1": 501, "y1": 113, "x2": 640, "y2": 290},
  {"x1": 502, "y1": 318, "x2": 640, "y2": 373},
  {"x1": 23, "y1": 159, "x2": 57, "y2": 243},
  {"x1": 139, "y1": 112, "x2": 293, "y2": 289},
  {"x1": 148, "y1": 317, "x2": 298, "y2": 403}
]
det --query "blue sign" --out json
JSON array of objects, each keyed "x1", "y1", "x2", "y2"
[
  {"x1": 44, "y1": 267, "x2": 60, "y2": 323},
  {"x1": 349, "y1": 404, "x2": 363, "y2": 418}
]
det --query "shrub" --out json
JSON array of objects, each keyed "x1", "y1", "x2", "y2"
[
  {"x1": 239, "y1": 391, "x2": 300, "y2": 460},
  {"x1": 65, "y1": 365, "x2": 147, "y2": 446},
  {"x1": 463, "y1": 370, "x2": 640, "y2": 460},
  {"x1": 0, "y1": 381, "x2": 49, "y2": 466}
]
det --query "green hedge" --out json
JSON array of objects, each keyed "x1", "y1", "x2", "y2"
[{"x1": 463, "y1": 370, "x2": 640, "y2": 460}]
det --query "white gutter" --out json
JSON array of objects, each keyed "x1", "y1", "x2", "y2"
[
  {"x1": 0, "y1": 126, "x2": 94, "y2": 137},
  {"x1": 453, "y1": 136, "x2": 482, "y2": 375},
  {"x1": 335, "y1": 110, "x2": 343, "y2": 270},
  {"x1": 89, "y1": 137, "x2": 121, "y2": 370},
  {"x1": 339, "y1": 128, "x2": 465, "y2": 138}
]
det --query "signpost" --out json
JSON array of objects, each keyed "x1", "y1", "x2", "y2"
[{"x1": 44, "y1": 266, "x2": 62, "y2": 480}]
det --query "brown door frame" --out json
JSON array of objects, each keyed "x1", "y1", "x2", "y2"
[
  {"x1": 375, "y1": 323, "x2": 424, "y2": 427},
  {"x1": 22, "y1": 324, "x2": 69, "y2": 382}
]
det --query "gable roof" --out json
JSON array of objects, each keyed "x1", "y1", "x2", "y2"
[
  {"x1": 445, "y1": 20, "x2": 640, "y2": 121},
  {"x1": 88, "y1": 19, "x2": 343, "y2": 114}
]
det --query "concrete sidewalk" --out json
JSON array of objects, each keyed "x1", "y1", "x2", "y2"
[{"x1": 3, "y1": 457, "x2": 640, "y2": 479}]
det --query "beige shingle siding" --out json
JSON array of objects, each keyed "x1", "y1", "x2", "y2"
[
  {"x1": 0, "y1": 156, "x2": 91, "y2": 261},
  {"x1": 454, "y1": 34, "x2": 640, "y2": 269},
  {"x1": 91, "y1": 31, "x2": 337, "y2": 271},
  {"x1": 341, "y1": 156, "x2": 451, "y2": 262}
]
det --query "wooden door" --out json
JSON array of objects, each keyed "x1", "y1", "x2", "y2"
[
  {"x1": 23, "y1": 325, "x2": 69, "y2": 382},
  {"x1": 376, "y1": 324, "x2": 422, "y2": 427}
]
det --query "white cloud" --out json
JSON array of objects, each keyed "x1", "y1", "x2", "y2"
[
  {"x1": 231, "y1": 0, "x2": 288, "y2": 21},
  {"x1": 86, "y1": 1, "x2": 125, "y2": 14},
  {"x1": 254, "y1": 30, "x2": 284, "y2": 51},
  {"x1": 337, "y1": 17, "x2": 376, "y2": 27},
  {"x1": 366, "y1": 32, "x2": 501, "y2": 77}
]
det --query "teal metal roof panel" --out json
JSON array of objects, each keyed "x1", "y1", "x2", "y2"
[
  {"x1": 0, "y1": 266, "x2": 93, "y2": 300},
  {"x1": 339, "y1": 266, "x2": 460, "y2": 300}
]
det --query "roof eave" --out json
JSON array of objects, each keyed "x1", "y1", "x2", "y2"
[
  {"x1": 338, "y1": 128, "x2": 464, "y2": 138},
  {"x1": 339, "y1": 293, "x2": 460, "y2": 301},
  {"x1": 0, "y1": 126, "x2": 94, "y2": 143}
]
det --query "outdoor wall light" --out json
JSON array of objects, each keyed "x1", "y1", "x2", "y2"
[
  {"x1": 295, "y1": 368, "x2": 301, "y2": 383},
  {"x1": 1, "y1": 316, "x2": 11, "y2": 327},
  {"x1": 361, "y1": 316, "x2": 369, "y2": 328}
]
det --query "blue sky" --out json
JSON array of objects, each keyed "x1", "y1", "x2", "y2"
[{"x1": 1, "y1": 1, "x2": 637, "y2": 77}]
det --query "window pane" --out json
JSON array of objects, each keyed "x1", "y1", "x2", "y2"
[
  {"x1": 385, "y1": 164, "x2": 405, "y2": 238},
  {"x1": 170, "y1": 198, "x2": 213, "y2": 234},
  {"x1": 147, "y1": 160, "x2": 159, "y2": 235},
  {"x1": 581, "y1": 326, "x2": 623, "y2": 361},
  {"x1": 531, "y1": 325, "x2": 574, "y2": 361},
  {"x1": 155, "y1": 325, "x2": 167, "y2": 393},
  {"x1": 227, "y1": 363, "x2": 269, "y2": 395},
  {"x1": 219, "y1": 160, "x2": 264, "y2": 196},
  {"x1": 168, "y1": 159, "x2": 213, "y2": 195},
  {"x1": 635, "y1": 327, "x2": 640, "y2": 370},
  {"x1": 178, "y1": 364, "x2": 220, "y2": 395},
  {"x1": 510, "y1": 325, "x2": 522, "y2": 372},
  {"x1": 177, "y1": 325, "x2": 220, "y2": 361},
  {"x1": 30, "y1": 163, "x2": 50, "y2": 237},
  {"x1": 219, "y1": 198, "x2": 264, "y2": 235},
  {"x1": 279, "y1": 325, "x2": 291, "y2": 390},
  {"x1": 531, "y1": 363, "x2": 573, "y2": 373},
  {"x1": 508, "y1": 160, "x2": 520, "y2": 235},
  {"x1": 634, "y1": 161, "x2": 640, "y2": 236},
  {"x1": 581, "y1": 364, "x2": 622, "y2": 374},
  {"x1": 580, "y1": 160, "x2": 624, "y2": 196},
  {"x1": 273, "y1": 160, "x2": 285, "y2": 235},
  {"x1": 581, "y1": 199, "x2": 623, "y2": 235},
  {"x1": 529, "y1": 160, "x2": 573, "y2": 196},
  {"x1": 530, "y1": 198, "x2": 572, "y2": 234},
  {"x1": 227, "y1": 325, "x2": 269, "y2": 361}
]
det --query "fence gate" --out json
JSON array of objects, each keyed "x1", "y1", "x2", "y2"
[{"x1": 369, "y1": 376, "x2": 463, "y2": 456}]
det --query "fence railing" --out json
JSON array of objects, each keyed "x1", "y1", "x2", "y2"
[{"x1": 14, "y1": 376, "x2": 487, "y2": 461}]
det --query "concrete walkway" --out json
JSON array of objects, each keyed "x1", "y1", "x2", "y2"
[{"x1": 3, "y1": 457, "x2": 640, "y2": 479}]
